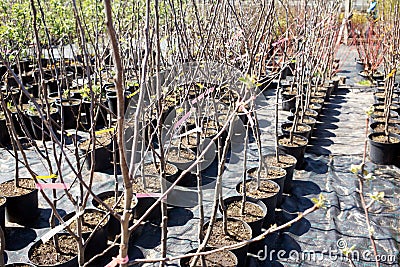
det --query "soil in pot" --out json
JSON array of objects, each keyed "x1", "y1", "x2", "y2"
[
  {"x1": 371, "y1": 134, "x2": 400, "y2": 143},
  {"x1": 264, "y1": 153, "x2": 297, "y2": 193},
  {"x1": 308, "y1": 103, "x2": 322, "y2": 114},
  {"x1": 237, "y1": 179, "x2": 280, "y2": 227},
  {"x1": 225, "y1": 200, "x2": 264, "y2": 223},
  {"x1": 311, "y1": 91, "x2": 326, "y2": 99},
  {"x1": 374, "y1": 92, "x2": 399, "y2": 102},
  {"x1": 167, "y1": 147, "x2": 196, "y2": 170},
  {"x1": 247, "y1": 167, "x2": 286, "y2": 206},
  {"x1": 237, "y1": 179, "x2": 279, "y2": 200},
  {"x1": 203, "y1": 218, "x2": 251, "y2": 267},
  {"x1": 278, "y1": 135, "x2": 308, "y2": 148},
  {"x1": 142, "y1": 162, "x2": 178, "y2": 183},
  {"x1": 281, "y1": 122, "x2": 312, "y2": 139},
  {"x1": 370, "y1": 122, "x2": 400, "y2": 134},
  {"x1": 93, "y1": 191, "x2": 138, "y2": 240},
  {"x1": 170, "y1": 133, "x2": 199, "y2": 150},
  {"x1": 371, "y1": 110, "x2": 398, "y2": 119},
  {"x1": 63, "y1": 209, "x2": 108, "y2": 262},
  {"x1": 28, "y1": 233, "x2": 78, "y2": 266},
  {"x1": 66, "y1": 210, "x2": 108, "y2": 233},
  {"x1": 310, "y1": 97, "x2": 324, "y2": 106},
  {"x1": 180, "y1": 247, "x2": 238, "y2": 267},
  {"x1": 287, "y1": 115, "x2": 316, "y2": 126},
  {"x1": 28, "y1": 98, "x2": 57, "y2": 109},
  {"x1": 0, "y1": 179, "x2": 39, "y2": 224},
  {"x1": 372, "y1": 103, "x2": 400, "y2": 114},
  {"x1": 222, "y1": 196, "x2": 266, "y2": 239},
  {"x1": 359, "y1": 71, "x2": 384, "y2": 80},
  {"x1": 290, "y1": 108, "x2": 318, "y2": 119}
]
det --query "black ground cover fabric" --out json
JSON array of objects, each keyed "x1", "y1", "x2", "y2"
[{"x1": 1, "y1": 45, "x2": 399, "y2": 266}]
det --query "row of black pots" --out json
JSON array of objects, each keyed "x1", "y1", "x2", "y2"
[
  {"x1": 280, "y1": 83, "x2": 335, "y2": 168},
  {"x1": 0, "y1": 90, "x2": 135, "y2": 144},
  {"x1": 368, "y1": 89, "x2": 400, "y2": 165},
  {"x1": 281, "y1": 80, "x2": 338, "y2": 112}
]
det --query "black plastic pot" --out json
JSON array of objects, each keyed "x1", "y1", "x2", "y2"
[
  {"x1": 79, "y1": 139, "x2": 112, "y2": 172},
  {"x1": 278, "y1": 134, "x2": 308, "y2": 169},
  {"x1": 62, "y1": 209, "x2": 109, "y2": 262},
  {"x1": 0, "y1": 116, "x2": 10, "y2": 146},
  {"x1": 281, "y1": 122, "x2": 312, "y2": 140},
  {"x1": 368, "y1": 132, "x2": 400, "y2": 165},
  {"x1": 92, "y1": 191, "x2": 138, "y2": 241},
  {"x1": 356, "y1": 59, "x2": 365, "y2": 72},
  {"x1": 180, "y1": 247, "x2": 238, "y2": 267},
  {"x1": 10, "y1": 110, "x2": 25, "y2": 137},
  {"x1": 29, "y1": 83, "x2": 40, "y2": 98},
  {"x1": 28, "y1": 233, "x2": 78, "y2": 267},
  {"x1": 236, "y1": 179, "x2": 280, "y2": 228},
  {"x1": 134, "y1": 192, "x2": 162, "y2": 222},
  {"x1": 329, "y1": 78, "x2": 340, "y2": 94},
  {"x1": 203, "y1": 218, "x2": 251, "y2": 267},
  {"x1": 106, "y1": 91, "x2": 130, "y2": 117},
  {"x1": 247, "y1": 166, "x2": 286, "y2": 207},
  {"x1": 26, "y1": 109, "x2": 58, "y2": 141},
  {"x1": 81, "y1": 100, "x2": 107, "y2": 128},
  {"x1": 323, "y1": 84, "x2": 334, "y2": 101},
  {"x1": 263, "y1": 153, "x2": 297, "y2": 194},
  {"x1": 281, "y1": 92, "x2": 296, "y2": 111},
  {"x1": 5, "y1": 263, "x2": 36, "y2": 267},
  {"x1": 221, "y1": 196, "x2": 267, "y2": 238},
  {"x1": 44, "y1": 79, "x2": 59, "y2": 94},
  {"x1": 1, "y1": 179, "x2": 39, "y2": 225},
  {"x1": 56, "y1": 99, "x2": 81, "y2": 129},
  {"x1": 0, "y1": 196, "x2": 5, "y2": 231}
]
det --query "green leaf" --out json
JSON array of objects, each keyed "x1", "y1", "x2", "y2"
[
  {"x1": 311, "y1": 193, "x2": 327, "y2": 209},
  {"x1": 341, "y1": 244, "x2": 356, "y2": 256},
  {"x1": 367, "y1": 191, "x2": 385, "y2": 202},
  {"x1": 365, "y1": 105, "x2": 375, "y2": 116}
]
